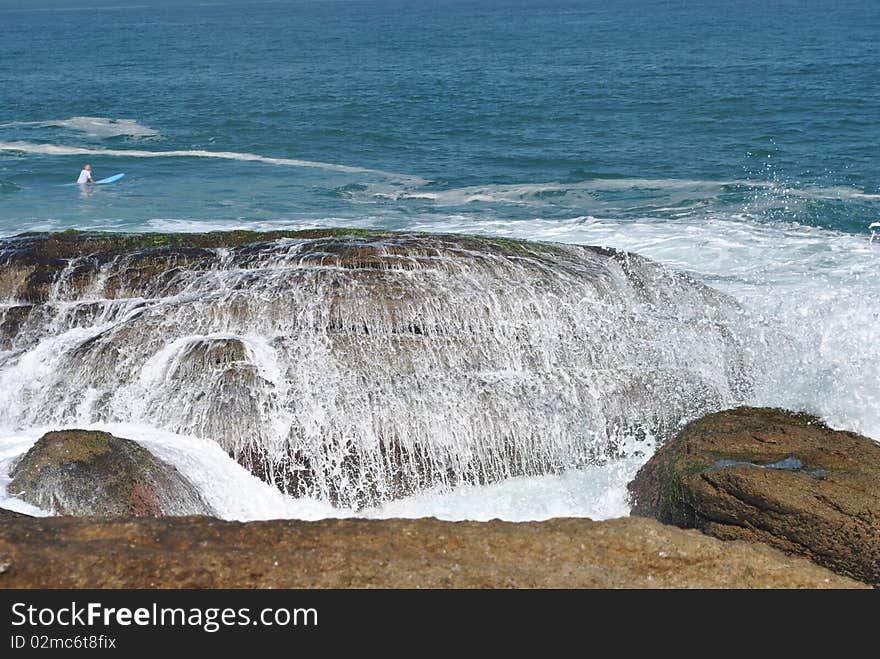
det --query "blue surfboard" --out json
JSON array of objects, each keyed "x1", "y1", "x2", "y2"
[
  {"x1": 95, "y1": 173, "x2": 125, "y2": 185},
  {"x1": 62, "y1": 173, "x2": 125, "y2": 186}
]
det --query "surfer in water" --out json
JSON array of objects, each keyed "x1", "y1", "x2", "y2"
[{"x1": 76, "y1": 164, "x2": 94, "y2": 185}]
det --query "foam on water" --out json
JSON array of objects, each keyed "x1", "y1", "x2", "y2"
[
  {"x1": 362, "y1": 456, "x2": 644, "y2": 522},
  {"x1": 135, "y1": 205, "x2": 880, "y2": 448},
  {"x1": 402, "y1": 213, "x2": 880, "y2": 439},
  {"x1": 347, "y1": 177, "x2": 880, "y2": 212},
  {"x1": 136, "y1": 212, "x2": 880, "y2": 445},
  {"x1": 0, "y1": 117, "x2": 160, "y2": 139},
  {"x1": 393, "y1": 178, "x2": 739, "y2": 206},
  {"x1": 0, "y1": 141, "x2": 428, "y2": 184}
]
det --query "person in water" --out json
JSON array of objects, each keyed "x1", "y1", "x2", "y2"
[{"x1": 76, "y1": 164, "x2": 94, "y2": 185}]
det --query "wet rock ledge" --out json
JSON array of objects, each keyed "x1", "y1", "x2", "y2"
[
  {"x1": 0, "y1": 228, "x2": 756, "y2": 508},
  {"x1": 0, "y1": 510, "x2": 861, "y2": 589},
  {"x1": 629, "y1": 407, "x2": 880, "y2": 586}
]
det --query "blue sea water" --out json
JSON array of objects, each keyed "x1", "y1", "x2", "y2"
[{"x1": 1, "y1": 0, "x2": 878, "y2": 235}]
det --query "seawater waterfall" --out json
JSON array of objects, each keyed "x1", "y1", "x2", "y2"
[{"x1": 0, "y1": 230, "x2": 776, "y2": 508}]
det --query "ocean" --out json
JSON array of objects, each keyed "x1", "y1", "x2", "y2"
[{"x1": 0, "y1": 0, "x2": 878, "y2": 520}]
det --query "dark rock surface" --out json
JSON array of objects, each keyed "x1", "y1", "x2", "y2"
[
  {"x1": 7, "y1": 430, "x2": 212, "y2": 516},
  {"x1": 0, "y1": 509, "x2": 861, "y2": 588},
  {"x1": 629, "y1": 407, "x2": 880, "y2": 585}
]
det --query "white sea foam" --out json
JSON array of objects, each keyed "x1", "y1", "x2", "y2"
[
  {"x1": 362, "y1": 456, "x2": 645, "y2": 522},
  {"x1": 399, "y1": 212, "x2": 880, "y2": 440},
  {"x1": 356, "y1": 177, "x2": 880, "y2": 211},
  {"x1": 4, "y1": 134, "x2": 873, "y2": 207},
  {"x1": 383, "y1": 177, "x2": 739, "y2": 207},
  {"x1": 140, "y1": 212, "x2": 880, "y2": 447},
  {"x1": 0, "y1": 141, "x2": 428, "y2": 184},
  {"x1": 51, "y1": 195, "x2": 880, "y2": 446},
  {"x1": 145, "y1": 216, "x2": 391, "y2": 233},
  {"x1": 0, "y1": 423, "x2": 642, "y2": 522},
  {"x1": 795, "y1": 185, "x2": 880, "y2": 202},
  {"x1": 0, "y1": 117, "x2": 160, "y2": 139}
]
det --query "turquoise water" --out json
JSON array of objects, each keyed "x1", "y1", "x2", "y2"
[{"x1": 1, "y1": 0, "x2": 878, "y2": 235}]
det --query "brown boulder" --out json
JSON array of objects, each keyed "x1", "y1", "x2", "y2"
[
  {"x1": 0, "y1": 509, "x2": 861, "y2": 588},
  {"x1": 628, "y1": 407, "x2": 880, "y2": 585},
  {"x1": 7, "y1": 430, "x2": 212, "y2": 517}
]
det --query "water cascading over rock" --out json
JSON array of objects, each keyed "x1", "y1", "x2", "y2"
[{"x1": 0, "y1": 229, "x2": 772, "y2": 508}]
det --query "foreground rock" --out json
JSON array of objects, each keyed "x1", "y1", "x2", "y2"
[
  {"x1": 0, "y1": 229, "x2": 769, "y2": 508},
  {"x1": 0, "y1": 510, "x2": 860, "y2": 588},
  {"x1": 629, "y1": 407, "x2": 880, "y2": 586},
  {"x1": 8, "y1": 430, "x2": 212, "y2": 516}
]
